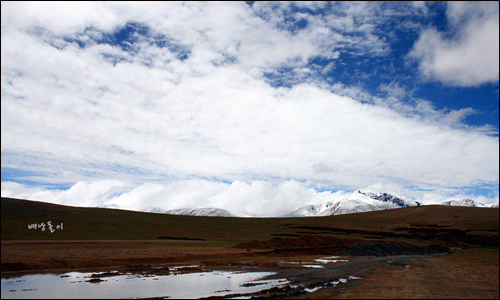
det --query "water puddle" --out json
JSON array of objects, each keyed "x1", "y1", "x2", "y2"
[
  {"x1": 1, "y1": 268, "x2": 288, "y2": 299},
  {"x1": 281, "y1": 256, "x2": 349, "y2": 267},
  {"x1": 304, "y1": 286, "x2": 323, "y2": 293},
  {"x1": 302, "y1": 265, "x2": 325, "y2": 268},
  {"x1": 302, "y1": 275, "x2": 363, "y2": 294},
  {"x1": 314, "y1": 256, "x2": 349, "y2": 264}
]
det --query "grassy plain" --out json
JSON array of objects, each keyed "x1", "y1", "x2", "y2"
[
  {"x1": 1, "y1": 197, "x2": 499, "y2": 298},
  {"x1": 2, "y1": 197, "x2": 497, "y2": 244}
]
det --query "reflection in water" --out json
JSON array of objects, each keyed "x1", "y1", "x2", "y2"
[{"x1": 1, "y1": 269, "x2": 286, "y2": 299}]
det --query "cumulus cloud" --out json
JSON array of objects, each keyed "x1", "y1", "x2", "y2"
[{"x1": 409, "y1": 1, "x2": 499, "y2": 86}]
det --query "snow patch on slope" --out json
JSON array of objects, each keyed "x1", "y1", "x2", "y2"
[
  {"x1": 439, "y1": 199, "x2": 486, "y2": 207},
  {"x1": 165, "y1": 207, "x2": 248, "y2": 217}
]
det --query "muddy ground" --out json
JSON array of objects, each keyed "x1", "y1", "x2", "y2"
[
  {"x1": 332, "y1": 247, "x2": 499, "y2": 299},
  {"x1": 2, "y1": 238, "x2": 498, "y2": 299}
]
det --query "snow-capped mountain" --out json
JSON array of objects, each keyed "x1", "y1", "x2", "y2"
[
  {"x1": 282, "y1": 201, "x2": 337, "y2": 217},
  {"x1": 97, "y1": 192, "x2": 493, "y2": 218},
  {"x1": 283, "y1": 190, "x2": 421, "y2": 217},
  {"x1": 97, "y1": 204, "x2": 121, "y2": 209},
  {"x1": 491, "y1": 203, "x2": 499, "y2": 208},
  {"x1": 439, "y1": 199, "x2": 486, "y2": 207},
  {"x1": 142, "y1": 207, "x2": 171, "y2": 214},
  {"x1": 140, "y1": 206, "x2": 247, "y2": 217},
  {"x1": 165, "y1": 207, "x2": 246, "y2": 217}
]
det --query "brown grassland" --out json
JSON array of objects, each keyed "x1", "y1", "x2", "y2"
[{"x1": 1, "y1": 197, "x2": 498, "y2": 298}]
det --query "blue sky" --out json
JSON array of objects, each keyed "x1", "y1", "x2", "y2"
[{"x1": 1, "y1": 2, "x2": 498, "y2": 215}]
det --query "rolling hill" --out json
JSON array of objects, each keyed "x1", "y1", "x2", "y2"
[{"x1": 1, "y1": 197, "x2": 498, "y2": 248}]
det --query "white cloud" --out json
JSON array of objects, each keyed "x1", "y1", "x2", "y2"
[
  {"x1": 0, "y1": 179, "x2": 349, "y2": 217},
  {"x1": 0, "y1": 180, "x2": 125, "y2": 207},
  {"x1": 1, "y1": 2, "x2": 498, "y2": 214},
  {"x1": 3, "y1": 180, "x2": 497, "y2": 216},
  {"x1": 2, "y1": 31, "x2": 498, "y2": 188},
  {"x1": 378, "y1": 81, "x2": 409, "y2": 99},
  {"x1": 0, "y1": 2, "x2": 121, "y2": 35},
  {"x1": 411, "y1": 1, "x2": 429, "y2": 14},
  {"x1": 409, "y1": 1, "x2": 499, "y2": 86}
]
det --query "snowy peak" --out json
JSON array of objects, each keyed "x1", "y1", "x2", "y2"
[
  {"x1": 349, "y1": 190, "x2": 422, "y2": 207},
  {"x1": 320, "y1": 190, "x2": 420, "y2": 216},
  {"x1": 318, "y1": 199, "x2": 383, "y2": 216},
  {"x1": 141, "y1": 207, "x2": 246, "y2": 217},
  {"x1": 282, "y1": 201, "x2": 336, "y2": 217},
  {"x1": 142, "y1": 207, "x2": 170, "y2": 214},
  {"x1": 165, "y1": 207, "x2": 246, "y2": 217},
  {"x1": 284, "y1": 190, "x2": 421, "y2": 217},
  {"x1": 440, "y1": 199, "x2": 486, "y2": 207},
  {"x1": 97, "y1": 204, "x2": 121, "y2": 209}
]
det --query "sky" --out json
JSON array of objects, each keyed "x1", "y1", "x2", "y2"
[{"x1": 1, "y1": 1, "x2": 499, "y2": 216}]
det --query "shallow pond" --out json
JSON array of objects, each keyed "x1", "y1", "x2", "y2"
[{"x1": 1, "y1": 268, "x2": 287, "y2": 299}]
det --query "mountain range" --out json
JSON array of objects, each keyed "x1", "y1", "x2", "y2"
[
  {"x1": 161, "y1": 207, "x2": 247, "y2": 217},
  {"x1": 102, "y1": 190, "x2": 496, "y2": 217}
]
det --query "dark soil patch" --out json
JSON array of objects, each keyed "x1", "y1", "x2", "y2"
[
  {"x1": 85, "y1": 278, "x2": 107, "y2": 283},
  {"x1": 89, "y1": 271, "x2": 121, "y2": 278},
  {"x1": 172, "y1": 266, "x2": 204, "y2": 273},
  {"x1": 270, "y1": 233, "x2": 302, "y2": 237},
  {"x1": 1, "y1": 263, "x2": 29, "y2": 272},
  {"x1": 287, "y1": 225, "x2": 498, "y2": 248},
  {"x1": 337, "y1": 242, "x2": 450, "y2": 257},
  {"x1": 232, "y1": 235, "x2": 349, "y2": 250},
  {"x1": 156, "y1": 236, "x2": 205, "y2": 241}
]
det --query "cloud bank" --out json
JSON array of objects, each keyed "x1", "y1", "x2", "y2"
[
  {"x1": 2, "y1": 180, "x2": 498, "y2": 217},
  {"x1": 1, "y1": 180, "x2": 350, "y2": 217}
]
